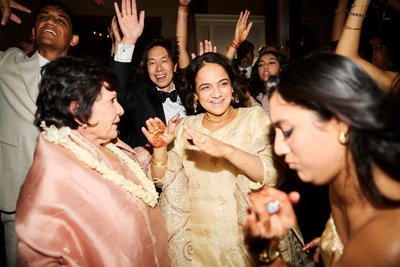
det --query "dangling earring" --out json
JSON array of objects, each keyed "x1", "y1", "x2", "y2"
[
  {"x1": 339, "y1": 131, "x2": 347, "y2": 145},
  {"x1": 193, "y1": 99, "x2": 198, "y2": 114},
  {"x1": 234, "y1": 96, "x2": 239, "y2": 104}
]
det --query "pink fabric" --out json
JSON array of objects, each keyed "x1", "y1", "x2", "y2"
[{"x1": 16, "y1": 132, "x2": 168, "y2": 266}]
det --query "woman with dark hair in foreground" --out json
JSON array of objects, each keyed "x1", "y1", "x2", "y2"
[{"x1": 244, "y1": 52, "x2": 400, "y2": 267}]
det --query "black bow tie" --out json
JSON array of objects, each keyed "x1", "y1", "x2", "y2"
[{"x1": 158, "y1": 90, "x2": 178, "y2": 103}]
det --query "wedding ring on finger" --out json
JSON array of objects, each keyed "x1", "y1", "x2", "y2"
[{"x1": 265, "y1": 200, "x2": 280, "y2": 215}]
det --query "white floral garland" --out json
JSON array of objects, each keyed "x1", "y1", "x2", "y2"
[{"x1": 41, "y1": 122, "x2": 159, "y2": 207}]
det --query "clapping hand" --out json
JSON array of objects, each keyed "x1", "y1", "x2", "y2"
[
  {"x1": 1, "y1": 0, "x2": 31, "y2": 26},
  {"x1": 142, "y1": 114, "x2": 182, "y2": 148},
  {"x1": 114, "y1": 0, "x2": 145, "y2": 45}
]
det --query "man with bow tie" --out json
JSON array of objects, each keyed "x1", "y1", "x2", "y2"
[{"x1": 111, "y1": 0, "x2": 189, "y2": 148}]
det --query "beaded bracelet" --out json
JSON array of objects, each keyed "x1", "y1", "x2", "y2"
[
  {"x1": 151, "y1": 158, "x2": 167, "y2": 167},
  {"x1": 334, "y1": 8, "x2": 348, "y2": 13},
  {"x1": 348, "y1": 11, "x2": 366, "y2": 18}
]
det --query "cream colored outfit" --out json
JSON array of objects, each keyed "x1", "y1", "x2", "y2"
[{"x1": 158, "y1": 107, "x2": 282, "y2": 266}]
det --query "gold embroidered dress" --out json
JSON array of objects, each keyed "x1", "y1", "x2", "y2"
[
  {"x1": 158, "y1": 107, "x2": 281, "y2": 266},
  {"x1": 320, "y1": 216, "x2": 344, "y2": 267}
]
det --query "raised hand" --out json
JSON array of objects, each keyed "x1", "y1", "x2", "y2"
[
  {"x1": 114, "y1": 0, "x2": 145, "y2": 45},
  {"x1": 1, "y1": 0, "x2": 31, "y2": 26},
  {"x1": 179, "y1": 0, "x2": 191, "y2": 6},
  {"x1": 108, "y1": 16, "x2": 122, "y2": 55},
  {"x1": 191, "y1": 40, "x2": 217, "y2": 59},
  {"x1": 233, "y1": 10, "x2": 253, "y2": 45},
  {"x1": 142, "y1": 114, "x2": 181, "y2": 148}
]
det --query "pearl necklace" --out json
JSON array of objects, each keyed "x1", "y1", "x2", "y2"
[{"x1": 41, "y1": 122, "x2": 159, "y2": 207}]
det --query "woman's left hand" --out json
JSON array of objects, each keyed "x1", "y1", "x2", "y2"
[
  {"x1": 142, "y1": 114, "x2": 182, "y2": 148},
  {"x1": 183, "y1": 123, "x2": 228, "y2": 157}
]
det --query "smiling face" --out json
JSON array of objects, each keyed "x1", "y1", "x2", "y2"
[
  {"x1": 257, "y1": 53, "x2": 281, "y2": 83},
  {"x1": 79, "y1": 84, "x2": 124, "y2": 146},
  {"x1": 32, "y1": 5, "x2": 78, "y2": 57},
  {"x1": 146, "y1": 46, "x2": 177, "y2": 91},
  {"x1": 269, "y1": 92, "x2": 347, "y2": 185},
  {"x1": 194, "y1": 63, "x2": 233, "y2": 117}
]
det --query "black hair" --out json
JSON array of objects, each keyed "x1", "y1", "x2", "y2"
[
  {"x1": 236, "y1": 40, "x2": 255, "y2": 61},
  {"x1": 142, "y1": 37, "x2": 180, "y2": 74},
  {"x1": 183, "y1": 52, "x2": 243, "y2": 114},
  {"x1": 249, "y1": 50, "x2": 289, "y2": 104},
  {"x1": 35, "y1": 56, "x2": 119, "y2": 130},
  {"x1": 267, "y1": 52, "x2": 400, "y2": 206},
  {"x1": 34, "y1": 0, "x2": 79, "y2": 35}
]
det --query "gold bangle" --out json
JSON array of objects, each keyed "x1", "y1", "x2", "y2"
[
  {"x1": 334, "y1": 8, "x2": 348, "y2": 13},
  {"x1": 344, "y1": 25, "x2": 362, "y2": 30},
  {"x1": 151, "y1": 158, "x2": 167, "y2": 167},
  {"x1": 258, "y1": 247, "x2": 280, "y2": 264}
]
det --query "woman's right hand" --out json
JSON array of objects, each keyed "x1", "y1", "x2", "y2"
[
  {"x1": 244, "y1": 187, "x2": 299, "y2": 241},
  {"x1": 142, "y1": 114, "x2": 182, "y2": 148}
]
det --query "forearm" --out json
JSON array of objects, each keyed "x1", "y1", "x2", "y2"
[
  {"x1": 225, "y1": 40, "x2": 238, "y2": 60},
  {"x1": 336, "y1": 0, "x2": 370, "y2": 59},
  {"x1": 151, "y1": 146, "x2": 168, "y2": 179},
  {"x1": 331, "y1": 0, "x2": 349, "y2": 42},
  {"x1": 223, "y1": 144, "x2": 264, "y2": 183},
  {"x1": 176, "y1": 4, "x2": 190, "y2": 68}
]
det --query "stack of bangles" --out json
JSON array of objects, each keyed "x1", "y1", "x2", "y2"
[{"x1": 151, "y1": 158, "x2": 167, "y2": 167}]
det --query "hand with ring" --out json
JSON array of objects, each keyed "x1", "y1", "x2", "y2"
[
  {"x1": 183, "y1": 122, "x2": 229, "y2": 158},
  {"x1": 244, "y1": 187, "x2": 300, "y2": 240}
]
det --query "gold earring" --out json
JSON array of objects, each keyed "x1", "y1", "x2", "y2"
[
  {"x1": 193, "y1": 99, "x2": 198, "y2": 113},
  {"x1": 339, "y1": 131, "x2": 347, "y2": 145},
  {"x1": 82, "y1": 124, "x2": 88, "y2": 129}
]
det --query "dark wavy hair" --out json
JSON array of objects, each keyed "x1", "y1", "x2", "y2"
[
  {"x1": 267, "y1": 52, "x2": 400, "y2": 206},
  {"x1": 34, "y1": 56, "x2": 119, "y2": 130},
  {"x1": 183, "y1": 52, "x2": 244, "y2": 114},
  {"x1": 249, "y1": 50, "x2": 289, "y2": 104}
]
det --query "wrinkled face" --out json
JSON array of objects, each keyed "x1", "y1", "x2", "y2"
[
  {"x1": 257, "y1": 53, "x2": 281, "y2": 83},
  {"x1": 194, "y1": 63, "x2": 233, "y2": 116},
  {"x1": 81, "y1": 84, "x2": 124, "y2": 145},
  {"x1": 269, "y1": 92, "x2": 346, "y2": 185},
  {"x1": 146, "y1": 46, "x2": 177, "y2": 90},
  {"x1": 32, "y1": 5, "x2": 78, "y2": 54},
  {"x1": 369, "y1": 37, "x2": 390, "y2": 70}
]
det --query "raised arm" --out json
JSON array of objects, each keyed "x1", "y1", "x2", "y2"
[
  {"x1": 225, "y1": 10, "x2": 253, "y2": 60},
  {"x1": 0, "y1": 0, "x2": 31, "y2": 26},
  {"x1": 176, "y1": 0, "x2": 191, "y2": 69},
  {"x1": 331, "y1": 0, "x2": 349, "y2": 42},
  {"x1": 114, "y1": 0, "x2": 145, "y2": 46},
  {"x1": 112, "y1": 0, "x2": 145, "y2": 109},
  {"x1": 335, "y1": 0, "x2": 398, "y2": 91}
]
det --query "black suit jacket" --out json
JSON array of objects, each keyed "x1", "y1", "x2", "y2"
[
  {"x1": 112, "y1": 60, "x2": 191, "y2": 148},
  {"x1": 112, "y1": 60, "x2": 166, "y2": 148}
]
